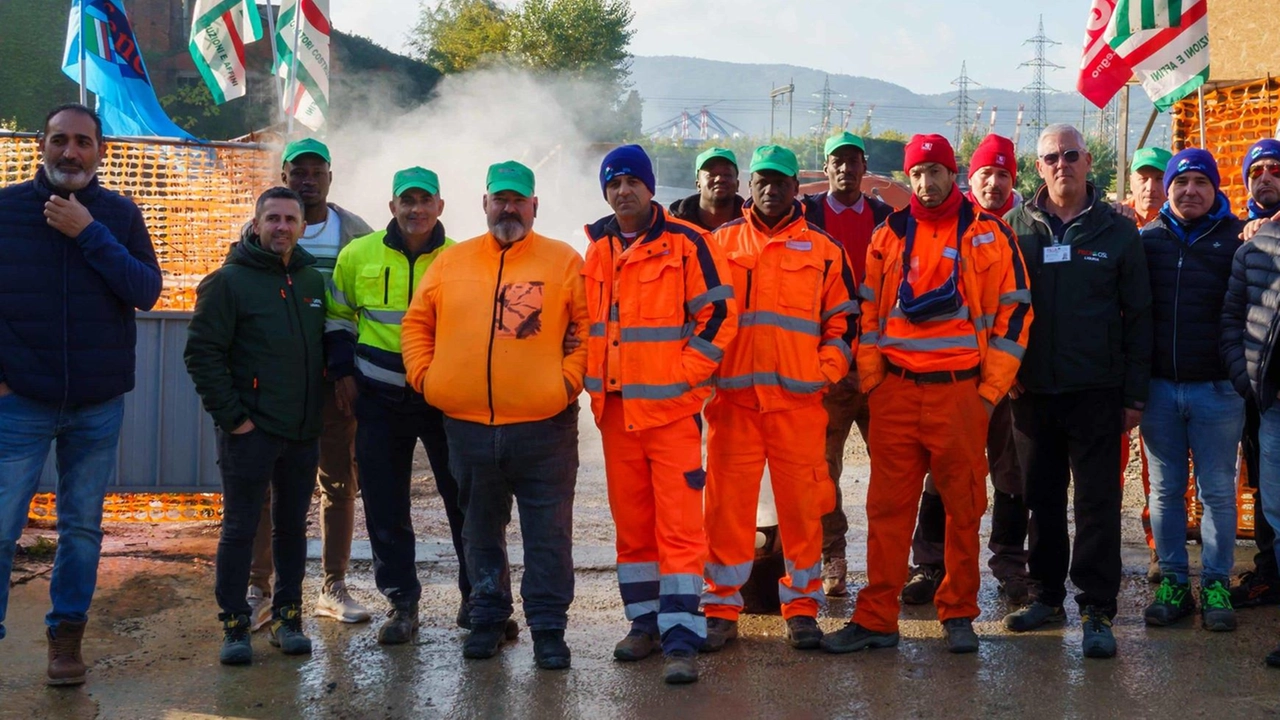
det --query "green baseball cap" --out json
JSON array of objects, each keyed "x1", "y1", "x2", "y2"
[
  {"x1": 282, "y1": 137, "x2": 331, "y2": 165},
  {"x1": 750, "y1": 145, "x2": 799, "y2": 177},
  {"x1": 824, "y1": 131, "x2": 866, "y2": 158},
  {"x1": 486, "y1": 161, "x2": 535, "y2": 197},
  {"x1": 1131, "y1": 146, "x2": 1173, "y2": 174},
  {"x1": 695, "y1": 147, "x2": 738, "y2": 173},
  {"x1": 392, "y1": 166, "x2": 440, "y2": 197}
]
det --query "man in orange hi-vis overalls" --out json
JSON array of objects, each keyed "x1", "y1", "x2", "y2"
[
  {"x1": 821, "y1": 134, "x2": 1032, "y2": 656},
  {"x1": 700, "y1": 145, "x2": 858, "y2": 653},
  {"x1": 583, "y1": 144, "x2": 737, "y2": 685}
]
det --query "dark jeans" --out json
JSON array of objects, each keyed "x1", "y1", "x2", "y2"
[
  {"x1": 1244, "y1": 396, "x2": 1277, "y2": 578},
  {"x1": 821, "y1": 376, "x2": 871, "y2": 560},
  {"x1": 444, "y1": 403, "x2": 579, "y2": 631},
  {"x1": 1014, "y1": 388, "x2": 1123, "y2": 618},
  {"x1": 355, "y1": 394, "x2": 467, "y2": 605},
  {"x1": 215, "y1": 428, "x2": 318, "y2": 620}
]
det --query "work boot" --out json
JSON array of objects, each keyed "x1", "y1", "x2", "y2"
[
  {"x1": 613, "y1": 628, "x2": 660, "y2": 661},
  {"x1": 315, "y1": 581, "x2": 372, "y2": 623},
  {"x1": 901, "y1": 565, "x2": 944, "y2": 605},
  {"x1": 819, "y1": 622, "x2": 899, "y2": 654},
  {"x1": 997, "y1": 575, "x2": 1033, "y2": 606},
  {"x1": 532, "y1": 629, "x2": 571, "y2": 670},
  {"x1": 1143, "y1": 578, "x2": 1194, "y2": 626},
  {"x1": 246, "y1": 586, "x2": 272, "y2": 632},
  {"x1": 1003, "y1": 601, "x2": 1066, "y2": 632},
  {"x1": 46, "y1": 620, "x2": 87, "y2": 686},
  {"x1": 823, "y1": 557, "x2": 849, "y2": 597},
  {"x1": 1230, "y1": 570, "x2": 1280, "y2": 608},
  {"x1": 219, "y1": 614, "x2": 253, "y2": 666},
  {"x1": 456, "y1": 598, "x2": 470, "y2": 629},
  {"x1": 1200, "y1": 580, "x2": 1237, "y2": 632},
  {"x1": 1267, "y1": 644, "x2": 1280, "y2": 668},
  {"x1": 1147, "y1": 549, "x2": 1163, "y2": 584},
  {"x1": 463, "y1": 622, "x2": 513, "y2": 659},
  {"x1": 662, "y1": 651, "x2": 698, "y2": 684},
  {"x1": 1080, "y1": 606, "x2": 1117, "y2": 659},
  {"x1": 377, "y1": 601, "x2": 420, "y2": 645},
  {"x1": 701, "y1": 617, "x2": 738, "y2": 653},
  {"x1": 943, "y1": 618, "x2": 979, "y2": 654},
  {"x1": 785, "y1": 616, "x2": 823, "y2": 650},
  {"x1": 268, "y1": 604, "x2": 313, "y2": 655}
]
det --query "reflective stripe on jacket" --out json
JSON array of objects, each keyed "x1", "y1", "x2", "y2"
[
  {"x1": 859, "y1": 196, "x2": 1033, "y2": 404},
  {"x1": 711, "y1": 201, "x2": 857, "y2": 411},
  {"x1": 582, "y1": 203, "x2": 738, "y2": 431}
]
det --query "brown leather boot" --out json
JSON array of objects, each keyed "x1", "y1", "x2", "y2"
[{"x1": 47, "y1": 620, "x2": 87, "y2": 686}]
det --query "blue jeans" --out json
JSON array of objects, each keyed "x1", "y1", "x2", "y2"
[
  {"x1": 1141, "y1": 379, "x2": 1244, "y2": 585},
  {"x1": 0, "y1": 392, "x2": 124, "y2": 640},
  {"x1": 444, "y1": 403, "x2": 579, "y2": 631},
  {"x1": 1255, "y1": 404, "x2": 1280, "y2": 577}
]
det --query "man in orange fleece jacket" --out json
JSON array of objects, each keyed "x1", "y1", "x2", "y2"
[{"x1": 401, "y1": 161, "x2": 589, "y2": 671}]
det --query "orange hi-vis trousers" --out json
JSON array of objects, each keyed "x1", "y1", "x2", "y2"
[
  {"x1": 599, "y1": 394, "x2": 708, "y2": 655},
  {"x1": 853, "y1": 373, "x2": 990, "y2": 633},
  {"x1": 702, "y1": 396, "x2": 833, "y2": 621}
]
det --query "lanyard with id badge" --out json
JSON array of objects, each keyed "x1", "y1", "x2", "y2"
[{"x1": 1044, "y1": 241, "x2": 1071, "y2": 264}]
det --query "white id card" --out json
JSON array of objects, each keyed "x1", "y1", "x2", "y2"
[{"x1": 1043, "y1": 245, "x2": 1071, "y2": 263}]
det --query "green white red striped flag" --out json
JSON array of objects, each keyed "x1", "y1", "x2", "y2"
[
  {"x1": 1103, "y1": 0, "x2": 1209, "y2": 111},
  {"x1": 188, "y1": 0, "x2": 264, "y2": 104},
  {"x1": 275, "y1": 0, "x2": 330, "y2": 131}
]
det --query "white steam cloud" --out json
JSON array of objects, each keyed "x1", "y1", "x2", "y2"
[{"x1": 323, "y1": 69, "x2": 619, "y2": 253}]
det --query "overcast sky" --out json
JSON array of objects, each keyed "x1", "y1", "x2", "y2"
[{"x1": 332, "y1": 0, "x2": 1091, "y2": 96}]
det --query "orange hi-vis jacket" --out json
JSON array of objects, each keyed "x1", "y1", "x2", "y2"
[
  {"x1": 711, "y1": 202, "x2": 858, "y2": 411},
  {"x1": 859, "y1": 196, "x2": 1033, "y2": 405},
  {"x1": 582, "y1": 203, "x2": 738, "y2": 431},
  {"x1": 401, "y1": 230, "x2": 589, "y2": 425}
]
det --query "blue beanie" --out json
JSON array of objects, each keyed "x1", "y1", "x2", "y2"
[
  {"x1": 599, "y1": 144, "x2": 655, "y2": 199},
  {"x1": 1165, "y1": 148, "x2": 1220, "y2": 192},
  {"x1": 1244, "y1": 139, "x2": 1280, "y2": 185}
]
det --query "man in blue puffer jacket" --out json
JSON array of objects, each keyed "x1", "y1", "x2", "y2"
[
  {"x1": 1139, "y1": 149, "x2": 1243, "y2": 633},
  {"x1": 0, "y1": 104, "x2": 162, "y2": 686}
]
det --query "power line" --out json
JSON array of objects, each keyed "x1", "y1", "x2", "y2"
[
  {"x1": 948, "y1": 61, "x2": 982, "y2": 147},
  {"x1": 1019, "y1": 14, "x2": 1063, "y2": 149}
]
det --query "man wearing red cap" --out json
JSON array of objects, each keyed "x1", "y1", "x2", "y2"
[
  {"x1": 822, "y1": 134, "x2": 1031, "y2": 655},
  {"x1": 902, "y1": 134, "x2": 1033, "y2": 607}
]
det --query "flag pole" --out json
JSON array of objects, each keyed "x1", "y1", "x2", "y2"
[
  {"x1": 285, "y1": 0, "x2": 302, "y2": 136},
  {"x1": 263, "y1": 0, "x2": 283, "y2": 126},
  {"x1": 78, "y1": 1, "x2": 87, "y2": 106}
]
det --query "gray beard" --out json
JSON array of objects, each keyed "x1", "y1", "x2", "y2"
[
  {"x1": 45, "y1": 163, "x2": 94, "y2": 192},
  {"x1": 492, "y1": 219, "x2": 528, "y2": 243}
]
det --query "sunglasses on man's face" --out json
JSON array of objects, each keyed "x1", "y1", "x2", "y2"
[
  {"x1": 1249, "y1": 163, "x2": 1280, "y2": 180},
  {"x1": 1040, "y1": 150, "x2": 1083, "y2": 166}
]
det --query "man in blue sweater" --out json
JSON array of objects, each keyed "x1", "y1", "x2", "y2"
[{"x1": 0, "y1": 104, "x2": 162, "y2": 686}]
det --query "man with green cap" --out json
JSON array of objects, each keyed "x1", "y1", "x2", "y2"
[
  {"x1": 324, "y1": 166, "x2": 470, "y2": 646},
  {"x1": 802, "y1": 131, "x2": 892, "y2": 597},
  {"x1": 1119, "y1": 147, "x2": 1174, "y2": 229},
  {"x1": 400, "y1": 161, "x2": 589, "y2": 670},
  {"x1": 246, "y1": 137, "x2": 374, "y2": 631},
  {"x1": 669, "y1": 147, "x2": 745, "y2": 231}
]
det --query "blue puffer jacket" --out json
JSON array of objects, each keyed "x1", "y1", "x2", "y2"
[
  {"x1": 0, "y1": 168, "x2": 163, "y2": 406},
  {"x1": 1141, "y1": 194, "x2": 1243, "y2": 382}
]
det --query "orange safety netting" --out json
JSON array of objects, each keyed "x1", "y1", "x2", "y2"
[
  {"x1": 1170, "y1": 76, "x2": 1280, "y2": 214},
  {"x1": 3, "y1": 133, "x2": 276, "y2": 522}
]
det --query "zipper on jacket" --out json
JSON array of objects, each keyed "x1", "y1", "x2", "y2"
[
  {"x1": 62, "y1": 236, "x2": 70, "y2": 408},
  {"x1": 745, "y1": 269, "x2": 753, "y2": 310},
  {"x1": 383, "y1": 267, "x2": 390, "y2": 305},
  {"x1": 1173, "y1": 251, "x2": 1184, "y2": 381},
  {"x1": 285, "y1": 272, "x2": 311, "y2": 436},
  {"x1": 486, "y1": 247, "x2": 510, "y2": 425}
]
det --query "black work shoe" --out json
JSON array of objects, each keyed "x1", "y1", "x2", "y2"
[
  {"x1": 902, "y1": 565, "x2": 944, "y2": 605},
  {"x1": 377, "y1": 601, "x2": 420, "y2": 645},
  {"x1": 532, "y1": 629, "x2": 571, "y2": 670},
  {"x1": 1081, "y1": 606, "x2": 1117, "y2": 659},
  {"x1": 456, "y1": 598, "x2": 470, "y2": 629},
  {"x1": 219, "y1": 614, "x2": 252, "y2": 666},
  {"x1": 943, "y1": 618, "x2": 979, "y2": 654},
  {"x1": 613, "y1": 629, "x2": 660, "y2": 662},
  {"x1": 1147, "y1": 549, "x2": 1163, "y2": 584},
  {"x1": 820, "y1": 622, "x2": 899, "y2": 654},
  {"x1": 267, "y1": 604, "x2": 312, "y2": 655},
  {"x1": 463, "y1": 621, "x2": 513, "y2": 659},
  {"x1": 1231, "y1": 571, "x2": 1280, "y2": 608},
  {"x1": 785, "y1": 616, "x2": 823, "y2": 650},
  {"x1": 1200, "y1": 580, "x2": 1237, "y2": 632},
  {"x1": 663, "y1": 651, "x2": 699, "y2": 684},
  {"x1": 701, "y1": 617, "x2": 738, "y2": 653},
  {"x1": 1003, "y1": 601, "x2": 1066, "y2": 632},
  {"x1": 1143, "y1": 578, "x2": 1194, "y2": 627},
  {"x1": 1266, "y1": 644, "x2": 1280, "y2": 668},
  {"x1": 997, "y1": 575, "x2": 1033, "y2": 606}
]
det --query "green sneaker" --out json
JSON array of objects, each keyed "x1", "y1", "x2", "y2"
[
  {"x1": 1200, "y1": 580, "x2": 1237, "y2": 632},
  {"x1": 1143, "y1": 578, "x2": 1195, "y2": 627}
]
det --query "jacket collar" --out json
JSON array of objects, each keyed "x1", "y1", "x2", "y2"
[
  {"x1": 230, "y1": 222, "x2": 317, "y2": 274},
  {"x1": 743, "y1": 199, "x2": 807, "y2": 238},
  {"x1": 586, "y1": 202, "x2": 673, "y2": 247},
  {"x1": 382, "y1": 218, "x2": 446, "y2": 258},
  {"x1": 34, "y1": 166, "x2": 104, "y2": 203}
]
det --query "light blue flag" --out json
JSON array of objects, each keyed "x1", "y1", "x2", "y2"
[{"x1": 61, "y1": 0, "x2": 196, "y2": 139}]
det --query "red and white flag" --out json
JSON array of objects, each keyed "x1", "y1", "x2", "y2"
[{"x1": 1078, "y1": 0, "x2": 1210, "y2": 111}]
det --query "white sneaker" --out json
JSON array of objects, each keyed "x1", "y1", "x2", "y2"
[
  {"x1": 314, "y1": 581, "x2": 372, "y2": 623},
  {"x1": 246, "y1": 586, "x2": 273, "y2": 632}
]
